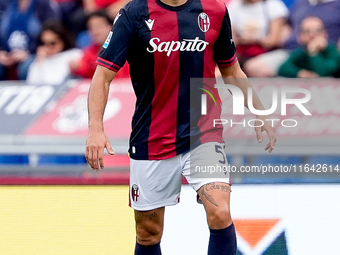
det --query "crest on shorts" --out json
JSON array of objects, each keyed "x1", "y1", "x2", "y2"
[
  {"x1": 131, "y1": 184, "x2": 140, "y2": 202},
  {"x1": 198, "y1": 12, "x2": 210, "y2": 32}
]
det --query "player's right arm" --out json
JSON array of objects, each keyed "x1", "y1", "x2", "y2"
[
  {"x1": 86, "y1": 65, "x2": 116, "y2": 171},
  {"x1": 86, "y1": 3, "x2": 135, "y2": 170}
]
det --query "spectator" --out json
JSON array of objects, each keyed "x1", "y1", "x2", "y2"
[
  {"x1": 94, "y1": 0, "x2": 131, "y2": 18},
  {"x1": 0, "y1": 0, "x2": 60, "y2": 80},
  {"x1": 244, "y1": 0, "x2": 340, "y2": 77},
  {"x1": 228, "y1": 0, "x2": 288, "y2": 66},
  {"x1": 0, "y1": 0, "x2": 9, "y2": 13},
  {"x1": 26, "y1": 21, "x2": 82, "y2": 85},
  {"x1": 335, "y1": 38, "x2": 340, "y2": 77},
  {"x1": 278, "y1": 17, "x2": 340, "y2": 77},
  {"x1": 55, "y1": 0, "x2": 87, "y2": 36},
  {"x1": 70, "y1": 10, "x2": 129, "y2": 79},
  {"x1": 55, "y1": 0, "x2": 130, "y2": 36}
]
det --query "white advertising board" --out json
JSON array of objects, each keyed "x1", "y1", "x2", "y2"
[{"x1": 162, "y1": 184, "x2": 340, "y2": 255}]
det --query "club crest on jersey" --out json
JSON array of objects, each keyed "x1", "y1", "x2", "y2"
[
  {"x1": 131, "y1": 184, "x2": 140, "y2": 202},
  {"x1": 198, "y1": 12, "x2": 210, "y2": 32}
]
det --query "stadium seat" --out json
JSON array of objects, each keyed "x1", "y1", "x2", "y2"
[
  {"x1": 306, "y1": 156, "x2": 340, "y2": 165},
  {"x1": 250, "y1": 155, "x2": 304, "y2": 166},
  {"x1": 239, "y1": 156, "x2": 304, "y2": 184},
  {"x1": 37, "y1": 155, "x2": 87, "y2": 165},
  {"x1": 227, "y1": 155, "x2": 246, "y2": 167},
  {"x1": 0, "y1": 155, "x2": 29, "y2": 165}
]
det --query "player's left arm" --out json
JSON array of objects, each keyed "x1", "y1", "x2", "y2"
[{"x1": 218, "y1": 62, "x2": 277, "y2": 153}]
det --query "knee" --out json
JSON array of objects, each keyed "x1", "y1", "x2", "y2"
[
  {"x1": 136, "y1": 221, "x2": 163, "y2": 246},
  {"x1": 207, "y1": 207, "x2": 232, "y2": 229}
]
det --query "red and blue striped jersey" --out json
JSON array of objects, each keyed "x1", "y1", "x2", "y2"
[{"x1": 97, "y1": 0, "x2": 237, "y2": 160}]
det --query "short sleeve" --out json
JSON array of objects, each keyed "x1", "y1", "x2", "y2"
[
  {"x1": 214, "y1": 7, "x2": 237, "y2": 67},
  {"x1": 266, "y1": 0, "x2": 289, "y2": 21},
  {"x1": 96, "y1": 5, "x2": 135, "y2": 72}
]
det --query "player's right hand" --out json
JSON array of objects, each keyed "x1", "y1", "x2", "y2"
[{"x1": 86, "y1": 131, "x2": 114, "y2": 171}]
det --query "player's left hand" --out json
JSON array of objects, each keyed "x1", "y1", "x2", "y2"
[{"x1": 254, "y1": 115, "x2": 277, "y2": 153}]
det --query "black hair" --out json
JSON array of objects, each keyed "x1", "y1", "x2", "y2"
[
  {"x1": 38, "y1": 20, "x2": 75, "y2": 51},
  {"x1": 86, "y1": 9, "x2": 113, "y2": 26}
]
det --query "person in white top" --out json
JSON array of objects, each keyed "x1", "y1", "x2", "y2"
[
  {"x1": 26, "y1": 21, "x2": 82, "y2": 85},
  {"x1": 228, "y1": 0, "x2": 289, "y2": 67}
]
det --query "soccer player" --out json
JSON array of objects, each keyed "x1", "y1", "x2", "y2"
[{"x1": 85, "y1": 0, "x2": 277, "y2": 254}]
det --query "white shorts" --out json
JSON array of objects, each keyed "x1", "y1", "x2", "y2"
[{"x1": 129, "y1": 142, "x2": 231, "y2": 211}]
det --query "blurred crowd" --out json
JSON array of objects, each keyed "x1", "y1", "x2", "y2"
[
  {"x1": 0, "y1": 0, "x2": 129, "y2": 84},
  {"x1": 0, "y1": 0, "x2": 339, "y2": 85},
  {"x1": 226, "y1": 0, "x2": 340, "y2": 78}
]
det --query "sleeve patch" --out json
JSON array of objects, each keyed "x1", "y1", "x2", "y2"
[{"x1": 103, "y1": 31, "x2": 113, "y2": 49}]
